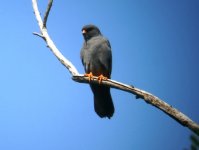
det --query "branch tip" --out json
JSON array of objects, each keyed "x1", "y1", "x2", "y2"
[
  {"x1": 33, "y1": 32, "x2": 44, "y2": 38},
  {"x1": 43, "y1": 0, "x2": 53, "y2": 28}
]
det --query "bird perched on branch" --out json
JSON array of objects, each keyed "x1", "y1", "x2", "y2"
[{"x1": 80, "y1": 24, "x2": 114, "y2": 118}]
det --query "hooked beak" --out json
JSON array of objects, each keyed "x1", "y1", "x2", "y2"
[{"x1": 82, "y1": 29, "x2": 86, "y2": 34}]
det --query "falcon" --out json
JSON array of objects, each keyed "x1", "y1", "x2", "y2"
[{"x1": 80, "y1": 24, "x2": 114, "y2": 118}]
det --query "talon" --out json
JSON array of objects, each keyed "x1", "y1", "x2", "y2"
[
  {"x1": 84, "y1": 72, "x2": 93, "y2": 82},
  {"x1": 97, "y1": 74, "x2": 108, "y2": 84}
]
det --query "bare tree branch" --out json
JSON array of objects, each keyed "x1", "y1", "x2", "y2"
[
  {"x1": 32, "y1": 0, "x2": 199, "y2": 136},
  {"x1": 32, "y1": 0, "x2": 79, "y2": 76},
  {"x1": 43, "y1": 0, "x2": 53, "y2": 28}
]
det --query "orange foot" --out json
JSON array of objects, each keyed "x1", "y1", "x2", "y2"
[
  {"x1": 84, "y1": 72, "x2": 93, "y2": 82},
  {"x1": 98, "y1": 74, "x2": 108, "y2": 84}
]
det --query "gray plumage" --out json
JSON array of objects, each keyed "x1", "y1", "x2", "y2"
[{"x1": 80, "y1": 24, "x2": 114, "y2": 118}]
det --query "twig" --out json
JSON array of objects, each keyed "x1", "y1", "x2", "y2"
[
  {"x1": 32, "y1": 0, "x2": 199, "y2": 136},
  {"x1": 43, "y1": 0, "x2": 53, "y2": 28},
  {"x1": 33, "y1": 32, "x2": 44, "y2": 39}
]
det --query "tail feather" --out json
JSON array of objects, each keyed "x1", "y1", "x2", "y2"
[{"x1": 90, "y1": 84, "x2": 114, "y2": 118}]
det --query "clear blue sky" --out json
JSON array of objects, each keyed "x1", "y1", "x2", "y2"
[{"x1": 0, "y1": 0, "x2": 198, "y2": 150}]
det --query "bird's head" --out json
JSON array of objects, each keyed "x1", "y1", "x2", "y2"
[{"x1": 81, "y1": 24, "x2": 101, "y2": 41}]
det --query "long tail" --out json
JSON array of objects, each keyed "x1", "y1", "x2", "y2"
[{"x1": 90, "y1": 84, "x2": 114, "y2": 118}]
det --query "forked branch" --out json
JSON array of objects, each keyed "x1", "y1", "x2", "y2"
[{"x1": 32, "y1": 0, "x2": 199, "y2": 136}]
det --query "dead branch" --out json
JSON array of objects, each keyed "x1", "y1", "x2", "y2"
[
  {"x1": 32, "y1": 0, "x2": 199, "y2": 136},
  {"x1": 43, "y1": 0, "x2": 53, "y2": 28}
]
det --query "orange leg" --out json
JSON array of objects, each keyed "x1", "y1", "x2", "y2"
[
  {"x1": 97, "y1": 74, "x2": 108, "y2": 84},
  {"x1": 84, "y1": 72, "x2": 93, "y2": 82}
]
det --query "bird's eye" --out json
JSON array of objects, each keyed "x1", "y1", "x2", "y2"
[{"x1": 87, "y1": 28, "x2": 93, "y2": 32}]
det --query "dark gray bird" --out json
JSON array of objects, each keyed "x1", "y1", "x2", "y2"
[{"x1": 80, "y1": 24, "x2": 114, "y2": 118}]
